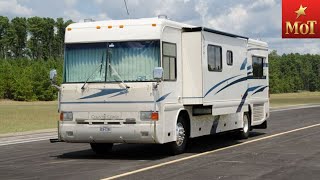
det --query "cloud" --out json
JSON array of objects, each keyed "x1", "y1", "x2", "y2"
[
  {"x1": 64, "y1": 0, "x2": 77, "y2": 7},
  {"x1": 0, "y1": 0, "x2": 317, "y2": 54},
  {"x1": 208, "y1": 5, "x2": 249, "y2": 33},
  {"x1": 0, "y1": 0, "x2": 33, "y2": 16}
]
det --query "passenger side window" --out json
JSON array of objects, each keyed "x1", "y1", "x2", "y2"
[
  {"x1": 227, "y1": 50, "x2": 233, "y2": 66},
  {"x1": 208, "y1": 45, "x2": 222, "y2": 71},
  {"x1": 252, "y1": 56, "x2": 265, "y2": 78},
  {"x1": 162, "y1": 42, "x2": 177, "y2": 80}
]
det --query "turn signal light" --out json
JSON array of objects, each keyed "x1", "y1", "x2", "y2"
[
  {"x1": 60, "y1": 113, "x2": 63, "y2": 121},
  {"x1": 67, "y1": 28, "x2": 72, "y2": 31},
  {"x1": 96, "y1": 26, "x2": 101, "y2": 29},
  {"x1": 152, "y1": 23, "x2": 157, "y2": 27},
  {"x1": 119, "y1": 25, "x2": 124, "y2": 28},
  {"x1": 108, "y1": 25, "x2": 112, "y2": 29},
  {"x1": 151, "y1": 112, "x2": 159, "y2": 121}
]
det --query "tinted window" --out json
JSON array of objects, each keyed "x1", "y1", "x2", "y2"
[
  {"x1": 227, "y1": 50, "x2": 233, "y2": 66},
  {"x1": 208, "y1": 45, "x2": 222, "y2": 71},
  {"x1": 252, "y1": 56, "x2": 264, "y2": 78}
]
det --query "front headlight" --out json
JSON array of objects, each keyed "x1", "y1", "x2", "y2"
[
  {"x1": 140, "y1": 111, "x2": 152, "y2": 121},
  {"x1": 60, "y1": 112, "x2": 73, "y2": 121}
]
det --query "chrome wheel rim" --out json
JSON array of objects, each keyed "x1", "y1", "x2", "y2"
[
  {"x1": 243, "y1": 115, "x2": 249, "y2": 133},
  {"x1": 176, "y1": 122, "x2": 185, "y2": 146}
]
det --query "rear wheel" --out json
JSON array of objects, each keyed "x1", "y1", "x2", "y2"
[
  {"x1": 237, "y1": 113, "x2": 251, "y2": 139},
  {"x1": 167, "y1": 116, "x2": 189, "y2": 155},
  {"x1": 90, "y1": 143, "x2": 113, "y2": 154}
]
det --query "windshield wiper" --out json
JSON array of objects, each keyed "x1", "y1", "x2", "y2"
[
  {"x1": 81, "y1": 53, "x2": 105, "y2": 90},
  {"x1": 108, "y1": 63, "x2": 130, "y2": 89}
]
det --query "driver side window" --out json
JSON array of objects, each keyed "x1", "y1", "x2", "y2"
[{"x1": 162, "y1": 42, "x2": 177, "y2": 81}]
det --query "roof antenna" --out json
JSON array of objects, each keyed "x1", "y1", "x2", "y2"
[{"x1": 123, "y1": 0, "x2": 130, "y2": 18}]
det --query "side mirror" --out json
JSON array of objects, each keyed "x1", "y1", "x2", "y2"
[
  {"x1": 153, "y1": 67, "x2": 163, "y2": 81},
  {"x1": 50, "y1": 69, "x2": 57, "y2": 83}
]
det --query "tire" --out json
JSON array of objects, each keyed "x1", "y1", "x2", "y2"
[
  {"x1": 90, "y1": 143, "x2": 113, "y2": 155},
  {"x1": 167, "y1": 116, "x2": 189, "y2": 155},
  {"x1": 237, "y1": 113, "x2": 251, "y2": 139}
]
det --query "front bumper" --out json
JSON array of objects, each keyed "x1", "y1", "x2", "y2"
[{"x1": 59, "y1": 122, "x2": 158, "y2": 144}]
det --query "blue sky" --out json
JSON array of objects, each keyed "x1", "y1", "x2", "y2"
[{"x1": 0, "y1": 0, "x2": 318, "y2": 54}]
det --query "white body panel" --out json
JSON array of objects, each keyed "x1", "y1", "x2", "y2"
[{"x1": 58, "y1": 18, "x2": 269, "y2": 145}]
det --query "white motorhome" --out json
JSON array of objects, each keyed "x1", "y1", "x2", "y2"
[{"x1": 50, "y1": 17, "x2": 269, "y2": 155}]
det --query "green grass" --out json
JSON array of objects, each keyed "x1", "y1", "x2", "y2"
[
  {"x1": 0, "y1": 101, "x2": 59, "y2": 134},
  {"x1": 270, "y1": 91, "x2": 320, "y2": 108},
  {"x1": 0, "y1": 91, "x2": 320, "y2": 134}
]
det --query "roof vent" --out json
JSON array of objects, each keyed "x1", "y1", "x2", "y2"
[
  {"x1": 158, "y1": 15, "x2": 168, "y2": 19},
  {"x1": 84, "y1": 18, "x2": 95, "y2": 22}
]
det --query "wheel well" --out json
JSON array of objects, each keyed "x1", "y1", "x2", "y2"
[
  {"x1": 247, "y1": 105, "x2": 252, "y2": 121},
  {"x1": 178, "y1": 110, "x2": 191, "y2": 137},
  {"x1": 247, "y1": 105, "x2": 252, "y2": 129}
]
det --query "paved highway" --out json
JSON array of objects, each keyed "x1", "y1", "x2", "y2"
[{"x1": 0, "y1": 106, "x2": 320, "y2": 180}]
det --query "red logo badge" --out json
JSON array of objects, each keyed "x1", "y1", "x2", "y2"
[{"x1": 282, "y1": 0, "x2": 320, "y2": 38}]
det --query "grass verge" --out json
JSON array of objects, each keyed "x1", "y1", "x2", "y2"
[
  {"x1": 0, "y1": 101, "x2": 59, "y2": 134},
  {"x1": 270, "y1": 91, "x2": 320, "y2": 108}
]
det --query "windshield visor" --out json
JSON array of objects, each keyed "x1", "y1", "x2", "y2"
[{"x1": 64, "y1": 40, "x2": 160, "y2": 83}]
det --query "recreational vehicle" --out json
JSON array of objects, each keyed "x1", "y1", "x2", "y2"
[{"x1": 49, "y1": 17, "x2": 269, "y2": 155}]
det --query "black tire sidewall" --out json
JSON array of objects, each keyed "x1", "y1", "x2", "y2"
[
  {"x1": 90, "y1": 143, "x2": 113, "y2": 154},
  {"x1": 168, "y1": 116, "x2": 188, "y2": 155}
]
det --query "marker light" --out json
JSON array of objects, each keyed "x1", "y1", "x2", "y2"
[
  {"x1": 67, "y1": 28, "x2": 72, "y2": 31},
  {"x1": 119, "y1": 25, "x2": 124, "y2": 28},
  {"x1": 152, "y1": 24, "x2": 157, "y2": 27},
  {"x1": 96, "y1": 26, "x2": 101, "y2": 29},
  {"x1": 108, "y1": 25, "x2": 112, "y2": 29},
  {"x1": 151, "y1": 112, "x2": 159, "y2": 121}
]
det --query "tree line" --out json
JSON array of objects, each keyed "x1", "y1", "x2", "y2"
[
  {"x1": 0, "y1": 16, "x2": 71, "y2": 101},
  {"x1": 269, "y1": 51, "x2": 320, "y2": 93},
  {"x1": 0, "y1": 16, "x2": 319, "y2": 101},
  {"x1": 0, "y1": 16, "x2": 72, "y2": 60}
]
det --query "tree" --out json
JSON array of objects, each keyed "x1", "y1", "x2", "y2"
[
  {"x1": 0, "y1": 16, "x2": 9, "y2": 59},
  {"x1": 10, "y1": 17, "x2": 27, "y2": 58}
]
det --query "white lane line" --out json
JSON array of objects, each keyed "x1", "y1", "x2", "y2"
[
  {"x1": 1, "y1": 135, "x2": 56, "y2": 143},
  {"x1": 270, "y1": 104, "x2": 320, "y2": 112},
  {"x1": 101, "y1": 123, "x2": 320, "y2": 180},
  {"x1": 0, "y1": 136, "x2": 56, "y2": 146}
]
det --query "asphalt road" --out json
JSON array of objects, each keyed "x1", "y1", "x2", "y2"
[{"x1": 1, "y1": 106, "x2": 320, "y2": 180}]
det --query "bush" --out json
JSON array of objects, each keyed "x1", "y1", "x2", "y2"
[{"x1": 0, "y1": 58, "x2": 62, "y2": 101}]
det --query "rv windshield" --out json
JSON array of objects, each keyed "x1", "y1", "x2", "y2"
[{"x1": 64, "y1": 40, "x2": 160, "y2": 83}]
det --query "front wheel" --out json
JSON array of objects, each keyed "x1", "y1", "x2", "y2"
[
  {"x1": 237, "y1": 113, "x2": 251, "y2": 139},
  {"x1": 167, "y1": 116, "x2": 188, "y2": 155},
  {"x1": 90, "y1": 143, "x2": 113, "y2": 155}
]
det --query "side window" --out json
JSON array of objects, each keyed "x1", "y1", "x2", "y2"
[
  {"x1": 252, "y1": 56, "x2": 264, "y2": 78},
  {"x1": 208, "y1": 45, "x2": 222, "y2": 71},
  {"x1": 162, "y1": 42, "x2": 177, "y2": 80},
  {"x1": 227, "y1": 50, "x2": 233, "y2": 66}
]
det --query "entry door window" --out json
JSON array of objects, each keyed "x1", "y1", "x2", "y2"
[{"x1": 162, "y1": 42, "x2": 177, "y2": 81}]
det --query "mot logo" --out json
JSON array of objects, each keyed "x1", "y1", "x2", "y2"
[{"x1": 282, "y1": 0, "x2": 320, "y2": 38}]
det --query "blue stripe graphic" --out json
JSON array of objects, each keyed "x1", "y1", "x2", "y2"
[
  {"x1": 247, "y1": 65, "x2": 252, "y2": 70},
  {"x1": 252, "y1": 86, "x2": 268, "y2": 95},
  {"x1": 156, "y1": 93, "x2": 171, "y2": 102},
  {"x1": 215, "y1": 76, "x2": 248, "y2": 95},
  {"x1": 236, "y1": 86, "x2": 263, "y2": 112},
  {"x1": 80, "y1": 89, "x2": 127, "y2": 100},
  {"x1": 204, "y1": 75, "x2": 241, "y2": 97},
  {"x1": 240, "y1": 58, "x2": 247, "y2": 70}
]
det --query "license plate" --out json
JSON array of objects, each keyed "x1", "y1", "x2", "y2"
[{"x1": 100, "y1": 127, "x2": 111, "y2": 132}]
